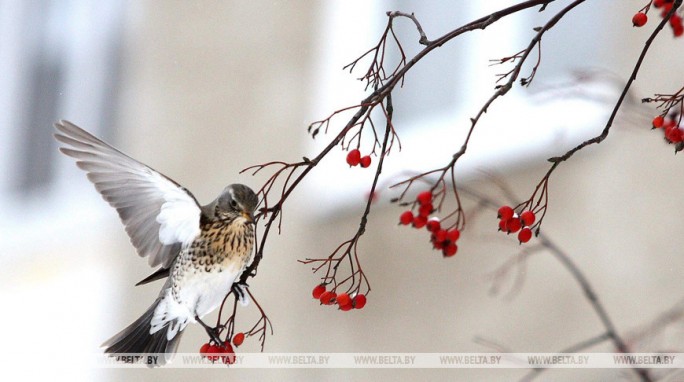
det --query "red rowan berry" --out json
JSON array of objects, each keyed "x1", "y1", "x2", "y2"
[
  {"x1": 200, "y1": 342, "x2": 211, "y2": 356},
  {"x1": 443, "y1": 243, "x2": 458, "y2": 257},
  {"x1": 447, "y1": 229, "x2": 460, "y2": 242},
  {"x1": 319, "y1": 291, "x2": 336, "y2": 305},
  {"x1": 206, "y1": 344, "x2": 221, "y2": 362},
  {"x1": 413, "y1": 215, "x2": 427, "y2": 229},
  {"x1": 336, "y1": 292, "x2": 351, "y2": 307},
  {"x1": 498, "y1": 218, "x2": 508, "y2": 232},
  {"x1": 432, "y1": 240, "x2": 445, "y2": 250},
  {"x1": 219, "y1": 344, "x2": 236, "y2": 364},
  {"x1": 312, "y1": 284, "x2": 326, "y2": 299},
  {"x1": 632, "y1": 12, "x2": 648, "y2": 27},
  {"x1": 665, "y1": 126, "x2": 683, "y2": 143},
  {"x1": 418, "y1": 203, "x2": 433, "y2": 218},
  {"x1": 518, "y1": 227, "x2": 533, "y2": 243},
  {"x1": 672, "y1": 15, "x2": 684, "y2": 36},
  {"x1": 346, "y1": 149, "x2": 361, "y2": 166},
  {"x1": 232, "y1": 332, "x2": 245, "y2": 347},
  {"x1": 416, "y1": 191, "x2": 432, "y2": 205},
  {"x1": 674, "y1": 24, "x2": 684, "y2": 37},
  {"x1": 498, "y1": 205, "x2": 514, "y2": 220},
  {"x1": 426, "y1": 218, "x2": 441, "y2": 232},
  {"x1": 434, "y1": 229, "x2": 448, "y2": 243},
  {"x1": 339, "y1": 303, "x2": 353, "y2": 311},
  {"x1": 520, "y1": 210, "x2": 536, "y2": 226},
  {"x1": 359, "y1": 155, "x2": 371, "y2": 168},
  {"x1": 653, "y1": 115, "x2": 665, "y2": 128},
  {"x1": 353, "y1": 294, "x2": 367, "y2": 309},
  {"x1": 506, "y1": 217, "x2": 522, "y2": 234},
  {"x1": 399, "y1": 211, "x2": 414, "y2": 225}
]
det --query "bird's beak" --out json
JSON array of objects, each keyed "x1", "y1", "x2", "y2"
[{"x1": 241, "y1": 211, "x2": 254, "y2": 223}]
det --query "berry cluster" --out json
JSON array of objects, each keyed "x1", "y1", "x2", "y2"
[
  {"x1": 497, "y1": 205, "x2": 537, "y2": 244},
  {"x1": 312, "y1": 284, "x2": 367, "y2": 311},
  {"x1": 652, "y1": 114, "x2": 684, "y2": 150},
  {"x1": 399, "y1": 191, "x2": 461, "y2": 257},
  {"x1": 346, "y1": 149, "x2": 372, "y2": 168},
  {"x1": 633, "y1": 0, "x2": 683, "y2": 37},
  {"x1": 199, "y1": 331, "x2": 246, "y2": 364},
  {"x1": 199, "y1": 341, "x2": 236, "y2": 364}
]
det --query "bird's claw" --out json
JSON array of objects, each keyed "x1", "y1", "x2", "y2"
[
  {"x1": 232, "y1": 282, "x2": 250, "y2": 307},
  {"x1": 195, "y1": 315, "x2": 224, "y2": 346}
]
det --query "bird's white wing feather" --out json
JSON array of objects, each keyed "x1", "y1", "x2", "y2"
[{"x1": 54, "y1": 120, "x2": 201, "y2": 268}]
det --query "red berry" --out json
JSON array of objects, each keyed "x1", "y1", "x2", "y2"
[
  {"x1": 674, "y1": 24, "x2": 684, "y2": 37},
  {"x1": 632, "y1": 12, "x2": 647, "y2": 27},
  {"x1": 206, "y1": 344, "x2": 221, "y2": 362},
  {"x1": 665, "y1": 126, "x2": 683, "y2": 143},
  {"x1": 339, "y1": 303, "x2": 353, "y2": 311},
  {"x1": 520, "y1": 211, "x2": 536, "y2": 226},
  {"x1": 359, "y1": 155, "x2": 371, "y2": 168},
  {"x1": 336, "y1": 292, "x2": 351, "y2": 307},
  {"x1": 498, "y1": 218, "x2": 508, "y2": 232},
  {"x1": 653, "y1": 116, "x2": 665, "y2": 128},
  {"x1": 319, "y1": 291, "x2": 336, "y2": 305},
  {"x1": 353, "y1": 294, "x2": 367, "y2": 309},
  {"x1": 672, "y1": 16, "x2": 684, "y2": 36},
  {"x1": 498, "y1": 205, "x2": 514, "y2": 220},
  {"x1": 426, "y1": 218, "x2": 441, "y2": 232},
  {"x1": 447, "y1": 229, "x2": 460, "y2": 242},
  {"x1": 418, "y1": 203, "x2": 433, "y2": 218},
  {"x1": 654, "y1": 0, "x2": 665, "y2": 8},
  {"x1": 219, "y1": 343, "x2": 236, "y2": 364},
  {"x1": 399, "y1": 211, "x2": 414, "y2": 225},
  {"x1": 443, "y1": 243, "x2": 458, "y2": 257},
  {"x1": 413, "y1": 215, "x2": 427, "y2": 229},
  {"x1": 312, "y1": 284, "x2": 326, "y2": 299},
  {"x1": 232, "y1": 332, "x2": 245, "y2": 347},
  {"x1": 416, "y1": 191, "x2": 432, "y2": 205},
  {"x1": 432, "y1": 240, "x2": 445, "y2": 250},
  {"x1": 200, "y1": 342, "x2": 211, "y2": 356},
  {"x1": 434, "y1": 229, "x2": 448, "y2": 243},
  {"x1": 346, "y1": 149, "x2": 361, "y2": 166},
  {"x1": 518, "y1": 227, "x2": 533, "y2": 243},
  {"x1": 505, "y1": 217, "x2": 522, "y2": 234}
]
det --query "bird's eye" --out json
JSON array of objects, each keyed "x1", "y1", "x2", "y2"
[{"x1": 230, "y1": 199, "x2": 238, "y2": 209}]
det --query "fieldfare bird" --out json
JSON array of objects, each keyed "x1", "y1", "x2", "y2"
[{"x1": 54, "y1": 121, "x2": 258, "y2": 365}]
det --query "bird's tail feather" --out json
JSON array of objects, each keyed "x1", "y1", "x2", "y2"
[{"x1": 101, "y1": 298, "x2": 183, "y2": 367}]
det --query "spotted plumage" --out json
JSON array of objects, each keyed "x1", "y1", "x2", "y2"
[{"x1": 54, "y1": 121, "x2": 258, "y2": 366}]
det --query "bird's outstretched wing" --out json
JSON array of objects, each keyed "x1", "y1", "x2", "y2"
[{"x1": 54, "y1": 120, "x2": 202, "y2": 268}]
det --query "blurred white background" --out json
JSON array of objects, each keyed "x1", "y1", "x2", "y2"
[{"x1": 1, "y1": 1, "x2": 683, "y2": 381}]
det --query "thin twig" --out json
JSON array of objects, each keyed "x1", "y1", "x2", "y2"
[
  {"x1": 390, "y1": 0, "x2": 583, "y2": 228},
  {"x1": 546, "y1": 0, "x2": 682, "y2": 166},
  {"x1": 458, "y1": 185, "x2": 652, "y2": 382}
]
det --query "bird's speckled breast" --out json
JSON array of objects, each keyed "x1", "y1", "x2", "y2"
[{"x1": 170, "y1": 218, "x2": 255, "y2": 305}]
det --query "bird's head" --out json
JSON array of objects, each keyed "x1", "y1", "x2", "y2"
[{"x1": 210, "y1": 184, "x2": 258, "y2": 223}]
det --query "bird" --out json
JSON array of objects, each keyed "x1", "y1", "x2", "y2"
[{"x1": 54, "y1": 120, "x2": 258, "y2": 366}]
